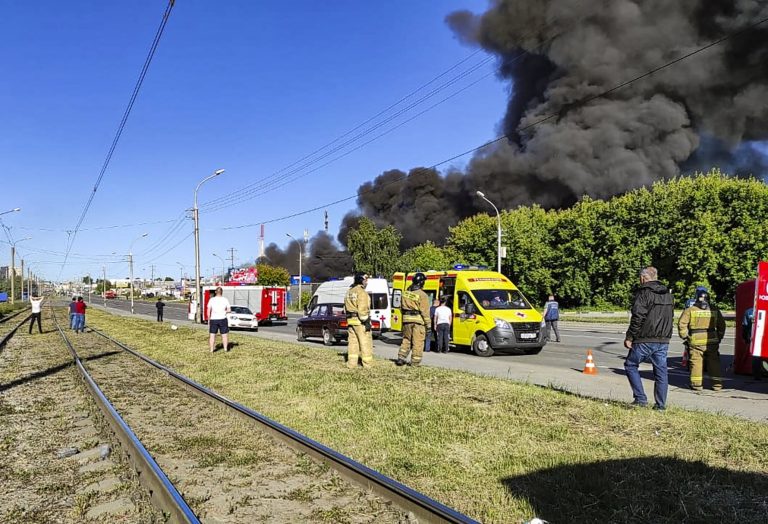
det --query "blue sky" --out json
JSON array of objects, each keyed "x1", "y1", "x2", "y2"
[{"x1": 0, "y1": 0, "x2": 508, "y2": 282}]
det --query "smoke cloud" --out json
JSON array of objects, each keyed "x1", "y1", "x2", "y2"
[
  {"x1": 340, "y1": 0, "x2": 768, "y2": 248},
  {"x1": 265, "y1": 231, "x2": 352, "y2": 281}
]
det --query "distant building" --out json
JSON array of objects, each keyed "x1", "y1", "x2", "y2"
[{"x1": 0, "y1": 266, "x2": 22, "y2": 279}]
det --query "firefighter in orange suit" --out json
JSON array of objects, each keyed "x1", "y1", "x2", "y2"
[
  {"x1": 395, "y1": 272, "x2": 431, "y2": 367},
  {"x1": 678, "y1": 289, "x2": 726, "y2": 390},
  {"x1": 345, "y1": 272, "x2": 373, "y2": 369}
]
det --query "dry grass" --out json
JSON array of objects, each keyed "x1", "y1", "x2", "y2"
[{"x1": 86, "y1": 308, "x2": 768, "y2": 523}]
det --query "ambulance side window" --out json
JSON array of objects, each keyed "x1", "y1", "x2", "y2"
[
  {"x1": 392, "y1": 290, "x2": 402, "y2": 309},
  {"x1": 458, "y1": 292, "x2": 477, "y2": 315}
]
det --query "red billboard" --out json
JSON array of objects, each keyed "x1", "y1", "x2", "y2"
[{"x1": 228, "y1": 267, "x2": 258, "y2": 284}]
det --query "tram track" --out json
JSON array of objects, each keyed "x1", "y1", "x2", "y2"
[
  {"x1": 0, "y1": 308, "x2": 30, "y2": 351},
  {"x1": 52, "y1": 306, "x2": 477, "y2": 523}
]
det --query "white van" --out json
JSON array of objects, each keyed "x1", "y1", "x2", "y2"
[{"x1": 308, "y1": 277, "x2": 391, "y2": 332}]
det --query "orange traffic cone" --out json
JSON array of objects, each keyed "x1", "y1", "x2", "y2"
[{"x1": 582, "y1": 349, "x2": 598, "y2": 375}]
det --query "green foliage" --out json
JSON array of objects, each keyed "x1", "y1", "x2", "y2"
[
  {"x1": 255, "y1": 264, "x2": 290, "y2": 286},
  {"x1": 397, "y1": 241, "x2": 461, "y2": 272},
  {"x1": 164, "y1": 276, "x2": 174, "y2": 281},
  {"x1": 346, "y1": 217, "x2": 402, "y2": 277},
  {"x1": 95, "y1": 279, "x2": 113, "y2": 294},
  {"x1": 445, "y1": 171, "x2": 768, "y2": 308},
  {"x1": 82, "y1": 275, "x2": 93, "y2": 284}
]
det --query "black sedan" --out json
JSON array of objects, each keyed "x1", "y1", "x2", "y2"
[{"x1": 296, "y1": 303, "x2": 380, "y2": 346}]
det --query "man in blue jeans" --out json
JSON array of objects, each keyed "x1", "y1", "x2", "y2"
[{"x1": 624, "y1": 266, "x2": 674, "y2": 410}]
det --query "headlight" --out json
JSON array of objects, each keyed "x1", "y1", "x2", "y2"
[{"x1": 494, "y1": 318, "x2": 511, "y2": 330}]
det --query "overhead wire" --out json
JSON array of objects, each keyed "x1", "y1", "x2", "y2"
[
  {"x1": 58, "y1": 0, "x2": 175, "y2": 278},
  {"x1": 218, "y1": 13, "x2": 768, "y2": 230}
]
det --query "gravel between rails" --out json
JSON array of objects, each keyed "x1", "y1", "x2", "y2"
[
  {"x1": 68, "y1": 322, "x2": 407, "y2": 523},
  {"x1": 0, "y1": 309, "x2": 163, "y2": 523}
]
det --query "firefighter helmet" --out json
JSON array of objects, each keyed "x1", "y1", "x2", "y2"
[
  {"x1": 411, "y1": 272, "x2": 426, "y2": 290},
  {"x1": 353, "y1": 272, "x2": 369, "y2": 286}
]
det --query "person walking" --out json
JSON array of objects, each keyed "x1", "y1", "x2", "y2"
[
  {"x1": 156, "y1": 297, "x2": 166, "y2": 322},
  {"x1": 543, "y1": 294, "x2": 561, "y2": 342},
  {"x1": 623, "y1": 266, "x2": 674, "y2": 410},
  {"x1": 28, "y1": 294, "x2": 44, "y2": 334},
  {"x1": 207, "y1": 287, "x2": 231, "y2": 352},
  {"x1": 344, "y1": 272, "x2": 374, "y2": 369},
  {"x1": 678, "y1": 289, "x2": 726, "y2": 391},
  {"x1": 74, "y1": 296, "x2": 87, "y2": 333},
  {"x1": 433, "y1": 297, "x2": 452, "y2": 353},
  {"x1": 395, "y1": 272, "x2": 431, "y2": 367},
  {"x1": 68, "y1": 297, "x2": 77, "y2": 330}
]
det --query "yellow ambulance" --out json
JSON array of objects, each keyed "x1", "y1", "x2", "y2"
[{"x1": 391, "y1": 268, "x2": 545, "y2": 357}]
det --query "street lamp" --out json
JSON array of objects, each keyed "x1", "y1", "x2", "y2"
[
  {"x1": 286, "y1": 233, "x2": 303, "y2": 309},
  {"x1": 176, "y1": 262, "x2": 185, "y2": 298},
  {"x1": 194, "y1": 169, "x2": 225, "y2": 322},
  {"x1": 128, "y1": 233, "x2": 149, "y2": 314},
  {"x1": 212, "y1": 253, "x2": 226, "y2": 283},
  {"x1": 476, "y1": 191, "x2": 502, "y2": 273},
  {"x1": 9, "y1": 237, "x2": 31, "y2": 304},
  {"x1": 0, "y1": 207, "x2": 21, "y2": 217}
]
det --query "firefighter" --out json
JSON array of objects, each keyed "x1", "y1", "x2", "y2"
[
  {"x1": 345, "y1": 272, "x2": 373, "y2": 369},
  {"x1": 395, "y1": 272, "x2": 431, "y2": 367},
  {"x1": 678, "y1": 289, "x2": 726, "y2": 391}
]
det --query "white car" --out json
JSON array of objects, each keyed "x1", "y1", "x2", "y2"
[{"x1": 227, "y1": 305, "x2": 259, "y2": 331}]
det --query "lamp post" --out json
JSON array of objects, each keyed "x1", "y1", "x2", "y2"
[
  {"x1": 194, "y1": 169, "x2": 225, "y2": 322},
  {"x1": 212, "y1": 253, "x2": 226, "y2": 283},
  {"x1": 9, "y1": 237, "x2": 31, "y2": 304},
  {"x1": 286, "y1": 233, "x2": 302, "y2": 308},
  {"x1": 0, "y1": 207, "x2": 21, "y2": 217},
  {"x1": 128, "y1": 233, "x2": 149, "y2": 314},
  {"x1": 476, "y1": 191, "x2": 502, "y2": 273},
  {"x1": 176, "y1": 262, "x2": 185, "y2": 298}
]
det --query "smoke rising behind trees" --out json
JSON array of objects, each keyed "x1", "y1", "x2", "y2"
[{"x1": 275, "y1": 0, "x2": 768, "y2": 276}]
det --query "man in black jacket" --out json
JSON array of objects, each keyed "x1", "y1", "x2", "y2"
[{"x1": 624, "y1": 266, "x2": 674, "y2": 410}]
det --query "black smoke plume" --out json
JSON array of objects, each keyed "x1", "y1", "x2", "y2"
[
  {"x1": 341, "y1": 0, "x2": 768, "y2": 248},
  {"x1": 264, "y1": 231, "x2": 352, "y2": 281}
]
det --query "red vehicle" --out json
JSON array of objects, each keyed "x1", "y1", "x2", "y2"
[
  {"x1": 104, "y1": 290, "x2": 117, "y2": 299},
  {"x1": 200, "y1": 285, "x2": 287, "y2": 324},
  {"x1": 296, "y1": 302, "x2": 382, "y2": 345}
]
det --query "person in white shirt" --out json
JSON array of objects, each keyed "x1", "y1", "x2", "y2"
[
  {"x1": 29, "y1": 295, "x2": 44, "y2": 334},
  {"x1": 207, "y1": 287, "x2": 231, "y2": 353},
  {"x1": 433, "y1": 298, "x2": 453, "y2": 353}
]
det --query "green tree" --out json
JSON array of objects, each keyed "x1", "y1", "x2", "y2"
[
  {"x1": 82, "y1": 276, "x2": 93, "y2": 285},
  {"x1": 95, "y1": 279, "x2": 112, "y2": 294},
  {"x1": 164, "y1": 276, "x2": 174, "y2": 281},
  {"x1": 397, "y1": 241, "x2": 460, "y2": 272},
  {"x1": 255, "y1": 264, "x2": 290, "y2": 286},
  {"x1": 346, "y1": 217, "x2": 402, "y2": 277}
]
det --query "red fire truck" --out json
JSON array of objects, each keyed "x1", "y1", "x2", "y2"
[{"x1": 199, "y1": 284, "x2": 287, "y2": 325}]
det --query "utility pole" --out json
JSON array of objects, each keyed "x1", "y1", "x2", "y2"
[
  {"x1": 150, "y1": 264, "x2": 155, "y2": 284},
  {"x1": 324, "y1": 210, "x2": 329, "y2": 232},
  {"x1": 227, "y1": 247, "x2": 236, "y2": 277},
  {"x1": 10, "y1": 246, "x2": 14, "y2": 304},
  {"x1": 20, "y1": 259, "x2": 24, "y2": 301},
  {"x1": 103, "y1": 266, "x2": 107, "y2": 307}
]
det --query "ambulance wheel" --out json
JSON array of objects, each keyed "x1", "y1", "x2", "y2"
[
  {"x1": 296, "y1": 327, "x2": 306, "y2": 342},
  {"x1": 323, "y1": 328, "x2": 335, "y2": 346},
  {"x1": 472, "y1": 334, "x2": 494, "y2": 357}
]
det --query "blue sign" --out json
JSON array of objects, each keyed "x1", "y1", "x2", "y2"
[{"x1": 290, "y1": 275, "x2": 311, "y2": 285}]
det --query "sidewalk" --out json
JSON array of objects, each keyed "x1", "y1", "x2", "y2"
[{"x1": 93, "y1": 304, "x2": 768, "y2": 423}]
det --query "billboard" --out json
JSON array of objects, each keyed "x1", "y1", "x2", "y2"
[{"x1": 229, "y1": 267, "x2": 258, "y2": 284}]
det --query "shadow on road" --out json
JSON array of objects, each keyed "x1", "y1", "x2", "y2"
[{"x1": 502, "y1": 456, "x2": 768, "y2": 523}]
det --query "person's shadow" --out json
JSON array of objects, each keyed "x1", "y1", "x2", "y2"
[{"x1": 502, "y1": 456, "x2": 768, "y2": 523}]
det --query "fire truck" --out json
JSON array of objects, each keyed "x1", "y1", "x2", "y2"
[{"x1": 199, "y1": 284, "x2": 288, "y2": 325}]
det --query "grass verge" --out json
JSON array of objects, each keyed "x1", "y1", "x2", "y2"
[{"x1": 86, "y1": 308, "x2": 768, "y2": 523}]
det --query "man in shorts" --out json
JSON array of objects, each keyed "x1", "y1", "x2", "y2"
[{"x1": 207, "y1": 287, "x2": 231, "y2": 353}]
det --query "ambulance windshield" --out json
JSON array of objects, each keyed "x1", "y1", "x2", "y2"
[{"x1": 472, "y1": 289, "x2": 530, "y2": 310}]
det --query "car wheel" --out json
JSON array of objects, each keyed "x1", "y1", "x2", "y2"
[
  {"x1": 472, "y1": 333, "x2": 494, "y2": 357},
  {"x1": 524, "y1": 347, "x2": 542, "y2": 355},
  {"x1": 296, "y1": 326, "x2": 306, "y2": 341},
  {"x1": 322, "y1": 328, "x2": 334, "y2": 346}
]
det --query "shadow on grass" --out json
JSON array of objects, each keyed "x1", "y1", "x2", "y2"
[
  {"x1": 503, "y1": 456, "x2": 768, "y2": 523},
  {"x1": 0, "y1": 350, "x2": 121, "y2": 392}
]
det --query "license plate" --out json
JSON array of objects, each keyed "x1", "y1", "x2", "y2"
[{"x1": 520, "y1": 333, "x2": 537, "y2": 339}]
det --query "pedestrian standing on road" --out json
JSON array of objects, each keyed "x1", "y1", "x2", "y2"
[
  {"x1": 395, "y1": 272, "x2": 431, "y2": 367},
  {"x1": 434, "y1": 298, "x2": 452, "y2": 353},
  {"x1": 74, "y1": 296, "x2": 87, "y2": 333},
  {"x1": 28, "y1": 294, "x2": 44, "y2": 334},
  {"x1": 425, "y1": 299, "x2": 439, "y2": 352},
  {"x1": 543, "y1": 294, "x2": 561, "y2": 343},
  {"x1": 623, "y1": 266, "x2": 674, "y2": 410},
  {"x1": 207, "y1": 287, "x2": 231, "y2": 352},
  {"x1": 678, "y1": 290, "x2": 726, "y2": 391},
  {"x1": 344, "y1": 272, "x2": 374, "y2": 369},
  {"x1": 68, "y1": 297, "x2": 77, "y2": 330},
  {"x1": 156, "y1": 297, "x2": 166, "y2": 322}
]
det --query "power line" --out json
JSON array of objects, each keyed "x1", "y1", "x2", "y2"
[
  {"x1": 58, "y1": 0, "x2": 175, "y2": 278},
  {"x1": 218, "y1": 14, "x2": 768, "y2": 230}
]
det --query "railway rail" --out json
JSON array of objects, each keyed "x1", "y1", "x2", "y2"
[
  {"x1": 0, "y1": 308, "x2": 30, "y2": 351},
  {"x1": 51, "y1": 305, "x2": 478, "y2": 523}
]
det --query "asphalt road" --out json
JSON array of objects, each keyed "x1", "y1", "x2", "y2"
[{"x1": 98, "y1": 298, "x2": 766, "y2": 421}]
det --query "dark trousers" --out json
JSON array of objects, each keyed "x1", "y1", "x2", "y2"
[
  {"x1": 29, "y1": 312, "x2": 42, "y2": 334},
  {"x1": 546, "y1": 320, "x2": 560, "y2": 342},
  {"x1": 157, "y1": 310, "x2": 164, "y2": 322},
  {"x1": 436, "y1": 323, "x2": 451, "y2": 352}
]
